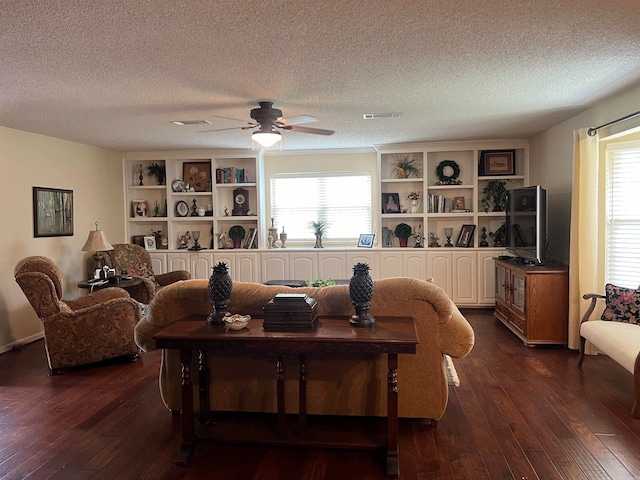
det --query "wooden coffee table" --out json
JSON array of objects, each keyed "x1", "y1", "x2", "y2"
[{"x1": 153, "y1": 316, "x2": 418, "y2": 477}]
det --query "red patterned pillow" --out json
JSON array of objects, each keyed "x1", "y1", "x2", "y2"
[{"x1": 601, "y1": 283, "x2": 640, "y2": 323}]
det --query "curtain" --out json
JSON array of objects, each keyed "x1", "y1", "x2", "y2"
[{"x1": 568, "y1": 128, "x2": 600, "y2": 350}]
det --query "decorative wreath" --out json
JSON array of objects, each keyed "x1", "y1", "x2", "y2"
[{"x1": 436, "y1": 160, "x2": 461, "y2": 184}]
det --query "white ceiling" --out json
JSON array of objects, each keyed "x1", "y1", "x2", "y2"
[{"x1": 2, "y1": 0, "x2": 640, "y2": 152}]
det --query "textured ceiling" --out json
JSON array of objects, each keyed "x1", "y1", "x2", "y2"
[{"x1": 1, "y1": 0, "x2": 640, "y2": 152}]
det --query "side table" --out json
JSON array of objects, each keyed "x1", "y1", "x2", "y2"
[{"x1": 78, "y1": 277, "x2": 143, "y2": 294}]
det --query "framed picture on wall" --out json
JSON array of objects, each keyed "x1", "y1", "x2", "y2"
[
  {"x1": 479, "y1": 150, "x2": 515, "y2": 176},
  {"x1": 183, "y1": 162, "x2": 211, "y2": 192},
  {"x1": 32, "y1": 187, "x2": 74, "y2": 237}
]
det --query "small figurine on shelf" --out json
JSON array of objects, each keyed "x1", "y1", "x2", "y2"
[
  {"x1": 138, "y1": 163, "x2": 144, "y2": 186},
  {"x1": 191, "y1": 199, "x2": 198, "y2": 216},
  {"x1": 413, "y1": 225, "x2": 424, "y2": 248},
  {"x1": 178, "y1": 231, "x2": 190, "y2": 249},
  {"x1": 218, "y1": 231, "x2": 233, "y2": 249},
  {"x1": 428, "y1": 232, "x2": 441, "y2": 248},
  {"x1": 479, "y1": 226, "x2": 489, "y2": 247},
  {"x1": 224, "y1": 207, "x2": 229, "y2": 217}
]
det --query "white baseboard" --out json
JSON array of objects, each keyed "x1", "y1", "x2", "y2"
[{"x1": 0, "y1": 332, "x2": 44, "y2": 355}]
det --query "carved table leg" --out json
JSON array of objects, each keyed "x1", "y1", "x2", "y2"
[
  {"x1": 299, "y1": 354, "x2": 307, "y2": 433},
  {"x1": 387, "y1": 353, "x2": 399, "y2": 477},
  {"x1": 176, "y1": 348, "x2": 194, "y2": 466},
  {"x1": 198, "y1": 350, "x2": 211, "y2": 425},
  {"x1": 276, "y1": 355, "x2": 285, "y2": 432}
]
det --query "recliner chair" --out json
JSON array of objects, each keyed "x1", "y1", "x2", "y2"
[
  {"x1": 97, "y1": 243, "x2": 190, "y2": 304},
  {"x1": 14, "y1": 255, "x2": 140, "y2": 375}
]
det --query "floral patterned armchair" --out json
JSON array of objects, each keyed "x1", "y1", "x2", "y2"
[
  {"x1": 14, "y1": 256, "x2": 140, "y2": 375},
  {"x1": 97, "y1": 244, "x2": 190, "y2": 304}
]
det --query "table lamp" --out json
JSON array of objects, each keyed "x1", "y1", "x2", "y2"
[{"x1": 81, "y1": 222, "x2": 114, "y2": 276}]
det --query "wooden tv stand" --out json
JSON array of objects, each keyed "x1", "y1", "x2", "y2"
[{"x1": 493, "y1": 258, "x2": 568, "y2": 346}]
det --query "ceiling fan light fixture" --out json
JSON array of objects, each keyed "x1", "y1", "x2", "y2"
[{"x1": 252, "y1": 130, "x2": 282, "y2": 148}]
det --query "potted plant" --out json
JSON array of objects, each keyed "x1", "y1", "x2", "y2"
[
  {"x1": 228, "y1": 225, "x2": 246, "y2": 249},
  {"x1": 394, "y1": 223, "x2": 412, "y2": 247},
  {"x1": 308, "y1": 219, "x2": 330, "y2": 248},
  {"x1": 481, "y1": 180, "x2": 508, "y2": 212},
  {"x1": 147, "y1": 162, "x2": 166, "y2": 185},
  {"x1": 390, "y1": 154, "x2": 422, "y2": 179}
]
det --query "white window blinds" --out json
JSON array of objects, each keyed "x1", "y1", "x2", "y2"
[
  {"x1": 270, "y1": 172, "x2": 372, "y2": 243},
  {"x1": 605, "y1": 142, "x2": 640, "y2": 288}
]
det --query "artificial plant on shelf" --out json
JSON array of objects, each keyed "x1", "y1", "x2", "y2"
[
  {"x1": 308, "y1": 219, "x2": 330, "y2": 248},
  {"x1": 228, "y1": 225, "x2": 246, "y2": 248},
  {"x1": 390, "y1": 154, "x2": 422, "y2": 179},
  {"x1": 394, "y1": 223, "x2": 413, "y2": 247},
  {"x1": 147, "y1": 162, "x2": 166, "y2": 185},
  {"x1": 481, "y1": 180, "x2": 508, "y2": 212}
]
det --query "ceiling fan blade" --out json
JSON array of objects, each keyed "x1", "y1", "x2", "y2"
[
  {"x1": 277, "y1": 115, "x2": 317, "y2": 126},
  {"x1": 281, "y1": 125, "x2": 335, "y2": 136},
  {"x1": 201, "y1": 123, "x2": 257, "y2": 133}
]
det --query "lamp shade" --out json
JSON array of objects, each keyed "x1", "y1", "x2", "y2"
[
  {"x1": 81, "y1": 223, "x2": 113, "y2": 252},
  {"x1": 252, "y1": 130, "x2": 282, "y2": 148}
]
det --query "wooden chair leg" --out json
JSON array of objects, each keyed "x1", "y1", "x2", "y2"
[
  {"x1": 578, "y1": 336, "x2": 586, "y2": 367},
  {"x1": 633, "y1": 354, "x2": 640, "y2": 419}
]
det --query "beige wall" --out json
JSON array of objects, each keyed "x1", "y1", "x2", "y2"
[
  {"x1": 0, "y1": 126, "x2": 123, "y2": 352},
  {"x1": 530, "y1": 81, "x2": 640, "y2": 265}
]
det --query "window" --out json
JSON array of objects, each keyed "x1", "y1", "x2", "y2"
[
  {"x1": 605, "y1": 142, "x2": 640, "y2": 288},
  {"x1": 270, "y1": 172, "x2": 372, "y2": 244}
]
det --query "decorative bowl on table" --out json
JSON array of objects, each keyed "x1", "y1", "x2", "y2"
[{"x1": 223, "y1": 313, "x2": 251, "y2": 331}]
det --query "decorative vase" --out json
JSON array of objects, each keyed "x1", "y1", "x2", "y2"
[
  {"x1": 279, "y1": 227, "x2": 287, "y2": 248},
  {"x1": 232, "y1": 238, "x2": 242, "y2": 249},
  {"x1": 349, "y1": 263, "x2": 375, "y2": 327},
  {"x1": 207, "y1": 262, "x2": 232, "y2": 325},
  {"x1": 493, "y1": 196, "x2": 504, "y2": 212},
  {"x1": 399, "y1": 237, "x2": 408, "y2": 247},
  {"x1": 314, "y1": 233, "x2": 323, "y2": 248}
]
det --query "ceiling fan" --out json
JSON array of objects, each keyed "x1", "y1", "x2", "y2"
[{"x1": 207, "y1": 101, "x2": 335, "y2": 147}]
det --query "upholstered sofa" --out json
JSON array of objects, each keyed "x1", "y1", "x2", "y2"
[
  {"x1": 97, "y1": 243, "x2": 190, "y2": 304},
  {"x1": 135, "y1": 277, "x2": 475, "y2": 420}
]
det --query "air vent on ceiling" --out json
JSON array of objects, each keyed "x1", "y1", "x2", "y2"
[{"x1": 362, "y1": 113, "x2": 402, "y2": 120}]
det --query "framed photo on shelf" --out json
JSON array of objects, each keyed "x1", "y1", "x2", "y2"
[
  {"x1": 131, "y1": 200, "x2": 148, "y2": 217},
  {"x1": 143, "y1": 235, "x2": 156, "y2": 251},
  {"x1": 183, "y1": 162, "x2": 211, "y2": 192},
  {"x1": 479, "y1": 150, "x2": 515, "y2": 176},
  {"x1": 455, "y1": 224, "x2": 476, "y2": 248},
  {"x1": 357, "y1": 233, "x2": 375, "y2": 248},
  {"x1": 382, "y1": 193, "x2": 401, "y2": 213},
  {"x1": 32, "y1": 186, "x2": 74, "y2": 237}
]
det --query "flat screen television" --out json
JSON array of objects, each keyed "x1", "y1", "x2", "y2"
[{"x1": 505, "y1": 185, "x2": 547, "y2": 265}]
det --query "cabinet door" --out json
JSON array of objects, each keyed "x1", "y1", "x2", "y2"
[
  {"x1": 289, "y1": 253, "x2": 317, "y2": 281},
  {"x1": 346, "y1": 252, "x2": 378, "y2": 279},
  {"x1": 235, "y1": 253, "x2": 259, "y2": 282},
  {"x1": 191, "y1": 253, "x2": 215, "y2": 280},
  {"x1": 510, "y1": 271, "x2": 526, "y2": 318},
  {"x1": 379, "y1": 252, "x2": 403, "y2": 278},
  {"x1": 427, "y1": 251, "x2": 452, "y2": 295},
  {"x1": 166, "y1": 253, "x2": 190, "y2": 274},
  {"x1": 452, "y1": 252, "x2": 477, "y2": 304},
  {"x1": 477, "y1": 251, "x2": 497, "y2": 305},
  {"x1": 149, "y1": 253, "x2": 166, "y2": 275},
  {"x1": 403, "y1": 251, "x2": 427, "y2": 280},
  {"x1": 494, "y1": 263, "x2": 507, "y2": 305},
  {"x1": 213, "y1": 252, "x2": 235, "y2": 279},
  {"x1": 318, "y1": 252, "x2": 347, "y2": 280},
  {"x1": 261, "y1": 253, "x2": 289, "y2": 282}
]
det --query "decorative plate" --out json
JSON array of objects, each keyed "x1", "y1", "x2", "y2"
[
  {"x1": 172, "y1": 179, "x2": 185, "y2": 192},
  {"x1": 175, "y1": 200, "x2": 189, "y2": 217}
]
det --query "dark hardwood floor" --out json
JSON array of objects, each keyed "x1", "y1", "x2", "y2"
[{"x1": 2, "y1": 309, "x2": 640, "y2": 479}]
